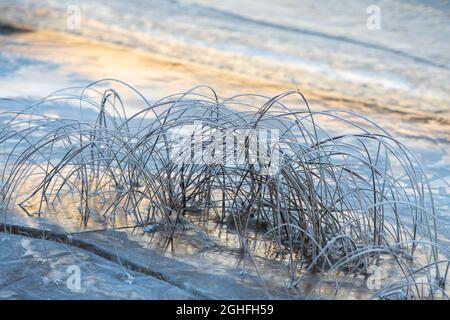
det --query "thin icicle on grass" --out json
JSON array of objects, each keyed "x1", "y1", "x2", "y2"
[{"x1": 0, "y1": 79, "x2": 448, "y2": 299}]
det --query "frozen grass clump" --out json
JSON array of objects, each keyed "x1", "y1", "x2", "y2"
[{"x1": 0, "y1": 79, "x2": 448, "y2": 299}]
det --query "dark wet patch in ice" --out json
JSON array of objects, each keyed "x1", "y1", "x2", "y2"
[{"x1": 0, "y1": 23, "x2": 32, "y2": 36}]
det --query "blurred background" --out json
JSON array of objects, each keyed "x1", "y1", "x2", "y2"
[{"x1": 1, "y1": 0, "x2": 449, "y2": 111}]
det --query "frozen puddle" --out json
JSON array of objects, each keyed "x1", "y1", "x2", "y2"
[
  {"x1": 0, "y1": 219, "x2": 312, "y2": 299},
  {"x1": 0, "y1": 232, "x2": 193, "y2": 299},
  {"x1": 1, "y1": 212, "x2": 380, "y2": 299}
]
